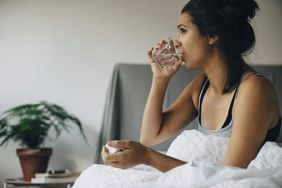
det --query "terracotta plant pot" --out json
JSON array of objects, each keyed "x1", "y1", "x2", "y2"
[{"x1": 16, "y1": 148, "x2": 53, "y2": 181}]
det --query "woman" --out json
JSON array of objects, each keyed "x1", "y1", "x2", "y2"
[{"x1": 102, "y1": 0, "x2": 281, "y2": 172}]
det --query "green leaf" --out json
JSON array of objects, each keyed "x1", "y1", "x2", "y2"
[{"x1": 0, "y1": 101, "x2": 87, "y2": 148}]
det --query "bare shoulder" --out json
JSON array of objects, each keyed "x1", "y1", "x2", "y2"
[
  {"x1": 235, "y1": 74, "x2": 280, "y2": 126},
  {"x1": 238, "y1": 75, "x2": 277, "y2": 101},
  {"x1": 243, "y1": 73, "x2": 272, "y2": 86},
  {"x1": 178, "y1": 73, "x2": 206, "y2": 110}
]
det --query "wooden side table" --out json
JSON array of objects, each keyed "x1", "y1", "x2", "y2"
[{"x1": 2, "y1": 177, "x2": 76, "y2": 188}]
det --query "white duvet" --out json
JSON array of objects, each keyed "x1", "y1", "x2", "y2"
[{"x1": 73, "y1": 130, "x2": 282, "y2": 188}]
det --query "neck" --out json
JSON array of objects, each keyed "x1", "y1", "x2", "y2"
[{"x1": 203, "y1": 51, "x2": 228, "y2": 95}]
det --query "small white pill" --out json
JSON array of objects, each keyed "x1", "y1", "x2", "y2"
[{"x1": 106, "y1": 144, "x2": 124, "y2": 154}]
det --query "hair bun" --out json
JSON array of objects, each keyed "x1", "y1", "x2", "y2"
[{"x1": 215, "y1": 0, "x2": 259, "y2": 23}]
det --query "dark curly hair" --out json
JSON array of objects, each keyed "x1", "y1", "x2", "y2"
[{"x1": 181, "y1": 0, "x2": 259, "y2": 93}]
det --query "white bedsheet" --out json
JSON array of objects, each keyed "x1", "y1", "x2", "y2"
[{"x1": 73, "y1": 130, "x2": 282, "y2": 188}]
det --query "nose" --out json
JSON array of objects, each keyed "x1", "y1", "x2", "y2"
[{"x1": 174, "y1": 39, "x2": 182, "y2": 48}]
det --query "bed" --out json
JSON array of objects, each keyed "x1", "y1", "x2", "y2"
[{"x1": 77, "y1": 63, "x2": 282, "y2": 188}]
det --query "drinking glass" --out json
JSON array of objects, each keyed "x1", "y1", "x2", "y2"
[{"x1": 152, "y1": 39, "x2": 182, "y2": 68}]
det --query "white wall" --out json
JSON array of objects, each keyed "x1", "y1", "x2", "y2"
[
  {"x1": 0, "y1": 0, "x2": 281, "y2": 182},
  {"x1": 249, "y1": 0, "x2": 282, "y2": 64},
  {"x1": 0, "y1": 0, "x2": 188, "y2": 181}
]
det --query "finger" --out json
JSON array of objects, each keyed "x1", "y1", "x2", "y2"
[
  {"x1": 107, "y1": 140, "x2": 133, "y2": 149},
  {"x1": 104, "y1": 145, "x2": 109, "y2": 153},
  {"x1": 101, "y1": 146, "x2": 107, "y2": 155},
  {"x1": 158, "y1": 41, "x2": 166, "y2": 49},
  {"x1": 148, "y1": 49, "x2": 158, "y2": 65},
  {"x1": 151, "y1": 39, "x2": 166, "y2": 54},
  {"x1": 154, "y1": 42, "x2": 161, "y2": 49},
  {"x1": 105, "y1": 151, "x2": 124, "y2": 162},
  {"x1": 155, "y1": 40, "x2": 166, "y2": 50},
  {"x1": 101, "y1": 146, "x2": 110, "y2": 157},
  {"x1": 103, "y1": 151, "x2": 123, "y2": 163},
  {"x1": 157, "y1": 40, "x2": 165, "y2": 45},
  {"x1": 101, "y1": 146, "x2": 108, "y2": 163},
  {"x1": 172, "y1": 60, "x2": 182, "y2": 70},
  {"x1": 147, "y1": 48, "x2": 153, "y2": 59},
  {"x1": 170, "y1": 63, "x2": 180, "y2": 73}
]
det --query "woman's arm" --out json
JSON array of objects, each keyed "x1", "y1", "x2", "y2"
[
  {"x1": 141, "y1": 49, "x2": 204, "y2": 146},
  {"x1": 146, "y1": 148, "x2": 187, "y2": 172},
  {"x1": 140, "y1": 76, "x2": 200, "y2": 146},
  {"x1": 141, "y1": 43, "x2": 204, "y2": 146},
  {"x1": 141, "y1": 72, "x2": 205, "y2": 146},
  {"x1": 224, "y1": 76, "x2": 280, "y2": 168},
  {"x1": 140, "y1": 76, "x2": 170, "y2": 145},
  {"x1": 102, "y1": 140, "x2": 186, "y2": 172},
  {"x1": 140, "y1": 46, "x2": 182, "y2": 146}
]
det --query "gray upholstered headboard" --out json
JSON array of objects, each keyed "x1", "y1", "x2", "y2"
[{"x1": 96, "y1": 63, "x2": 282, "y2": 163}]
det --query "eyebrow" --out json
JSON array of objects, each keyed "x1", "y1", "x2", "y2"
[{"x1": 177, "y1": 24, "x2": 187, "y2": 29}]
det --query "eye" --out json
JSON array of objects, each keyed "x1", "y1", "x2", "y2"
[
  {"x1": 180, "y1": 28, "x2": 186, "y2": 33},
  {"x1": 177, "y1": 27, "x2": 187, "y2": 35}
]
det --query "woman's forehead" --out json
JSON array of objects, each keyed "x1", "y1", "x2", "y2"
[{"x1": 177, "y1": 12, "x2": 192, "y2": 27}]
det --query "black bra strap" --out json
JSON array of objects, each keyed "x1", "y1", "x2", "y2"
[
  {"x1": 221, "y1": 86, "x2": 239, "y2": 128},
  {"x1": 198, "y1": 77, "x2": 209, "y2": 125}
]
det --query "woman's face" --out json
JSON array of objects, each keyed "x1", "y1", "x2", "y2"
[{"x1": 176, "y1": 13, "x2": 213, "y2": 69}]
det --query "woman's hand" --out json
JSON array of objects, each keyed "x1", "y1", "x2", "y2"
[
  {"x1": 147, "y1": 39, "x2": 182, "y2": 79},
  {"x1": 101, "y1": 140, "x2": 151, "y2": 169}
]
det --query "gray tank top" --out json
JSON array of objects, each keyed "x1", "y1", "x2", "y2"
[
  {"x1": 197, "y1": 77, "x2": 234, "y2": 138},
  {"x1": 197, "y1": 73, "x2": 281, "y2": 142}
]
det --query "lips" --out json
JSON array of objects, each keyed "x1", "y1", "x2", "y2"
[
  {"x1": 175, "y1": 47, "x2": 185, "y2": 60},
  {"x1": 180, "y1": 54, "x2": 186, "y2": 62}
]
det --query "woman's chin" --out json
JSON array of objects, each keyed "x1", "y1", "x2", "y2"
[
  {"x1": 182, "y1": 58, "x2": 198, "y2": 69},
  {"x1": 184, "y1": 61, "x2": 199, "y2": 69}
]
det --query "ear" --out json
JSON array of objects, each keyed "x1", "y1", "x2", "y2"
[{"x1": 208, "y1": 35, "x2": 218, "y2": 45}]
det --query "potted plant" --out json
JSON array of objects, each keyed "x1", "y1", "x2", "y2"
[{"x1": 0, "y1": 101, "x2": 87, "y2": 181}]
